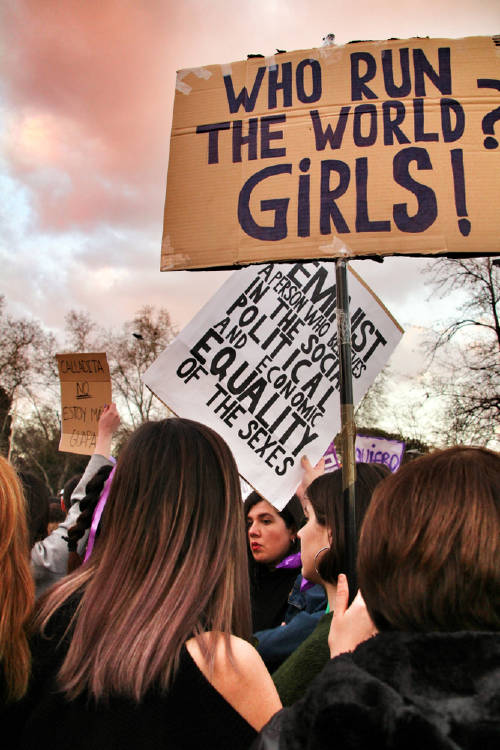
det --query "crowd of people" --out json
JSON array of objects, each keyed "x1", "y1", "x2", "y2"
[{"x1": 1, "y1": 402, "x2": 499, "y2": 748}]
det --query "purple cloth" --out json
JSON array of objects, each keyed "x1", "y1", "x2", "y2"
[
  {"x1": 276, "y1": 552, "x2": 315, "y2": 591},
  {"x1": 276, "y1": 552, "x2": 302, "y2": 569},
  {"x1": 83, "y1": 464, "x2": 116, "y2": 562},
  {"x1": 300, "y1": 577, "x2": 315, "y2": 592}
]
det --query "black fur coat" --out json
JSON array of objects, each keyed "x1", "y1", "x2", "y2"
[{"x1": 253, "y1": 630, "x2": 500, "y2": 749}]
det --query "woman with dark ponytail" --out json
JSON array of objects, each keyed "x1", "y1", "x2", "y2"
[
  {"x1": 65, "y1": 464, "x2": 113, "y2": 573},
  {"x1": 30, "y1": 404, "x2": 120, "y2": 597}
]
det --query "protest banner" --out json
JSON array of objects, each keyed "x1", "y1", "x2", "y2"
[
  {"x1": 143, "y1": 260, "x2": 403, "y2": 509},
  {"x1": 56, "y1": 353, "x2": 112, "y2": 456},
  {"x1": 161, "y1": 36, "x2": 500, "y2": 271},
  {"x1": 321, "y1": 434, "x2": 405, "y2": 473},
  {"x1": 355, "y1": 434, "x2": 405, "y2": 472}
]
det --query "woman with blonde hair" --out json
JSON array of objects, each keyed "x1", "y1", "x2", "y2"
[
  {"x1": 0, "y1": 456, "x2": 35, "y2": 706},
  {"x1": 18, "y1": 418, "x2": 280, "y2": 749}
]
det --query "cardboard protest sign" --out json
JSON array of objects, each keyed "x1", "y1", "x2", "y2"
[
  {"x1": 355, "y1": 434, "x2": 405, "y2": 472},
  {"x1": 56, "y1": 353, "x2": 112, "y2": 455},
  {"x1": 162, "y1": 36, "x2": 500, "y2": 271},
  {"x1": 143, "y1": 260, "x2": 403, "y2": 509}
]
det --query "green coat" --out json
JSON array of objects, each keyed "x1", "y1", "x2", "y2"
[{"x1": 272, "y1": 612, "x2": 333, "y2": 706}]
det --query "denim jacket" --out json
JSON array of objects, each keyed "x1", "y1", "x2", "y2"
[{"x1": 253, "y1": 574, "x2": 327, "y2": 672}]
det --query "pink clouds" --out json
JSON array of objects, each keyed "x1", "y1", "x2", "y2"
[
  {"x1": 1, "y1": 0, "x2": 318, "y2": 233},
  {"x1": 4, "y1": 0, "x2": 497, "y2": 235},
  {"x1": 3, "y1": 1, "x2": 173, "y2": 145},
  {"x1": 1, "y1": 0, "x2": 498, "y2": 343},
  {"x1": 2, "y1": 0, "x2": 178, "y2": 230}
]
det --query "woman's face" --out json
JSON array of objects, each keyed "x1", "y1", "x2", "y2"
[
  {"x1": 247, "y1": 499, "x2": 295, "y2": 566},
  {"x1": 298, "y1": 495, "x2": 330, "y2": 584}
]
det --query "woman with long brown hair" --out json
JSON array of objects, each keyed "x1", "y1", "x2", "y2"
[
  {"x1": 0, "y1": 456, "x2": 35, "y2": 706},
  {"x1": 18, "y1": 418, "x2": 280, "y2": 749}
]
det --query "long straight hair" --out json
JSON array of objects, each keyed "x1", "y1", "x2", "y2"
[
  {"x1": 0, "y1": 456, "x2": 35, "y2": 702},
  {"x1": 35, "y1": 418, "x2": 251, "y2": 701}
]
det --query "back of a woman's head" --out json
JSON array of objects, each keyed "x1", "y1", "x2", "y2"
[
  {"x1": 358, "y1": 445, "x2": 500, "y2": 632},
  {"x1": 0, "y1": 456, "x2": 35, "y2": 701},
  {"x1": 62, "y1": 473, "x2": 81, "y2": 510},
  {"x1": 308, "y1": 462, "x2": 390, "y2": 583},
  {"x1": 18, "y1": 470, "x2": 51, "y2": 547},
  {"x1": 41, "y1": 417, "x2": 251, "y2": 701},
  {"x1": 98, "y1": 418, "x2": 245, "y2": 583}
]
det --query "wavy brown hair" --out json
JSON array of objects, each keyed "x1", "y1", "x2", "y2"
[
  {"x1": 35, "y1": 418, "x2": 251, "y2": 701},
  {"x1": 359, "y1": 445, "x2": 500, "y2": 632},
  {"x1": 0, "y1": 456, "x2": 35, "y2": 702}
]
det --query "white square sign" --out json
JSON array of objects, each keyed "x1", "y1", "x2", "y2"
[{"x1": 144, "y1": 261, "x2": 403, "y2": 509}]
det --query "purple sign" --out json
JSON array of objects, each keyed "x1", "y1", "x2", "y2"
[{"x1": 355, "y1": 434, "x2": 405, "y2": 472}]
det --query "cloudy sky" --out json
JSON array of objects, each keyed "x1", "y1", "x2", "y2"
[{"x1": 1, "y1": 0, "x2": 498, "y2": 386}]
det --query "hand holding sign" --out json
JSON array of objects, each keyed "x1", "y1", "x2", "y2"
[
  {"x1": 94, "y1": 403, "x2": 121, "y2": 459},
  {"x1": 295, "y1": 455, "x2": 325, "y2": 503}
]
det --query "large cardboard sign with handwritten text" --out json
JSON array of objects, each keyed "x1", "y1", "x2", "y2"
[
  {"x1": 144, "y1": 261, "x2": 403, "y2": 509},
  {"x1": 56, "y1": 353, "x2": 112, "y2": 455},
  {"x1": 162, "y1": 36, "x2": 499, "y2": 270}
]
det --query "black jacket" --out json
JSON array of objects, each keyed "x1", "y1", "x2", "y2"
[{"x1": 252, "y1": 630, "x2": 500, "y2": 749}]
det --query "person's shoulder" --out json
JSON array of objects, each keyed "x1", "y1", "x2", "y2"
[
  {"x1": 186, "y1": 632, "x2": 281, "y2": 730},
  {"x1": 186, "y1": 632, "x2": 271, "y2": 684},
  {"x1": 227, "y1": 633, "x2": 267, "y2": 666}
]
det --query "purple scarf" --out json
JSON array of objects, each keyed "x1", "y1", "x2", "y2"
[
  {"x1": 276, "y1": 551, "x2": 314, "y2": 591},
  {"x1": 83, "y1": 464, "x2": 116, "y2": 563}
]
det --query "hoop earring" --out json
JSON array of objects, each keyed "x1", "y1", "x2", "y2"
[{"x1": 314, "y1": 546, "x2": 329, "y2": 577}]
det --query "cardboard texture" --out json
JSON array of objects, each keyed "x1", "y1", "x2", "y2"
[
  {"x1": 143, "y1": 260, "x2": 403, "y2": 510},
  {"x1": 161, "y1": 36, "x2": 500, "y2": 270},
  {"x1": 56, "y1": 353, "x2": 112, "y2": 455}
]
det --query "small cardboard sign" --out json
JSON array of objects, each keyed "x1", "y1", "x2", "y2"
[
  {"x1": 162, "y1": 36, "x2": 500, "y2": 270},
  {"x1": 355, "y1": 434, "x2": 405, "y2": 472},
  {"x1": 56, "y1": 353, "x2": 112, "y2": 455},
  {"x1": 143, "y1": 260, "x2": 403, "y2": 509}
]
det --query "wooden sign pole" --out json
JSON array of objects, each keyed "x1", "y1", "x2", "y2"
[{"x1": 335, "y1": 259, "x2": 357, "y2": 603}]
